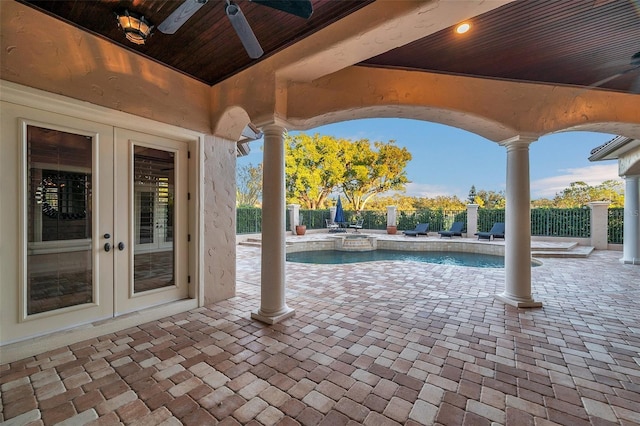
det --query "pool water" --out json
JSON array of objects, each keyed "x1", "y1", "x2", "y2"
[{"x1": 287, "y1": 249, "x2": 511, "y2": 268}]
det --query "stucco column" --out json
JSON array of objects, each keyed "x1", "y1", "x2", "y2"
[
  {"x1": 202, "y1": 135, "x2": 236, "y2": 305},
  {"x1": 587, "y1": 201, "x2": 610, "y2": 250},
  {"x1": 622, "y1": 175, "x2": 640, "y2": 264},
  {"x1": 252, "y1": 124, "x2": 295, "y2": 324},
  {"x1": 467, "y1": 204, "x2": 479, "y2": 238},
  {"x1": 496, "y1": 137, "x2": 542, "y2": 308}
]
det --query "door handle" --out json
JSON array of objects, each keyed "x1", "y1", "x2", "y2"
[
  {"x1": 104, "y1": 242, "x2": 111, "y2": 252},
  {"x1": 118, "y1": 242, "x2": 125, "y2": 251}
]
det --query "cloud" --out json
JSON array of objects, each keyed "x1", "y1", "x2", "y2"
[{"x1": 531, "y1": 164, "x2": 621, "y2": 198}]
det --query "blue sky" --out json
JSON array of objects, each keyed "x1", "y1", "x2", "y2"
[{"x1": 238, "y1": 118, "x2": 620, "y2": 200}]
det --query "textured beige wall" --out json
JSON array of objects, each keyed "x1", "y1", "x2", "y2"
[
  {"x1": 202, "y1": 135, "x2": 237, "y2": 304},
  {"x1": 0, "y1": 1, "x2": 210, "y2": 133},
  {"x1": 284, "y1": 66, "x2": 640, "y2": 142}
]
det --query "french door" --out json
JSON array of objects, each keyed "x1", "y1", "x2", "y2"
[
  {"x1": 23, "y1": 120, "x2": 114, "y2": 326},
  {"x1": 114, "y1": 128, "x2": 188, "y2": 314},
  {"x1": 20, "y1": 115, "x2": 188, "y2": 330}
]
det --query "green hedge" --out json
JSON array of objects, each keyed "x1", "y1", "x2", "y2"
[
  {"x1": 237, "y1": 208, "x2": 262, "y2": 234},
  {"x1": 397, "y1": 209, "x2": 466, "y2": 233},
  {"x1": 478, "y1": 209, "x2": 505, "y2": 232},
  {"x1": 530, "y1": 208, "x2": 590, "y2": 237},
  {"x1": 238, "y1": 206, "x2": 623, "y2": 241},
  {"x1": 608, "y1": 208, "x2": 624, "y2": 244}
]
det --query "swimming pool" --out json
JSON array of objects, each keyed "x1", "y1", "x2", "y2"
[{"x1": 287, "y1": 249, "x2": 527, "y2": 268}]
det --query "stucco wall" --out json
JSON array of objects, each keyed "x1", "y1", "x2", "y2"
[
  {"x1": 0, "y1": 1, "x2": 210, "y2": 134},
  {"x1": 203, "y1": 135, "x2": 237, "y2": 304},
  {"x1": 284, "y1": 66, "x2": 640, "y2": 141}
]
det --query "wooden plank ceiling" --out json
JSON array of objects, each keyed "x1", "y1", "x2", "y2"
[
  {"x1": 20, "y1": 0, "x2": 373, "y2": 85},
  {"x1": 360, "y1": 0, "x2": 640, "y2": 94},
  {"x1": 19, "y1": 0, "x2": 640, "y2": 93}
]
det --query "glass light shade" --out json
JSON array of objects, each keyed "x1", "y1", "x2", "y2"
[
  {"x1": 116, "y1": 10, "x2": 153, "y2": 45},
  {"x1": 456, "y1": 23, "x2": 471, "y2": 34}
]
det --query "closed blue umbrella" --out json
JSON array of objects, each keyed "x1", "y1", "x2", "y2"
[{"x1": 334, "y1": 196, "x2": 345, "y2": 224}]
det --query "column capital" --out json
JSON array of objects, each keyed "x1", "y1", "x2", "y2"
[
  {"x1": 498, "y1": 134, "x2": 538, "y2": 149},
  {"x1": 261, "y1": 123, "x2": 287, "y2": 139}
]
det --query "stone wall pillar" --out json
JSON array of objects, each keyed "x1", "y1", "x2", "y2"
[
  {"x1": 587, "y1": 201, "x2": 611, "y2": 250},
  {"x1": 387, "y1": 205, "x2": 397, "y2": 227},
  {"x1": 496, "y1": 136, "x2": 542, "y2": 308},
  {"x1": 252, "y1": 124, "x2": 295, "y2": 324},
  {"x1": 622, "y1": 175, "x2": 640, "y2": 264},
  {"x1": 466, "y1": 204, "x2": 479, "y2": 238},
  {"x1": 288, "y1": 204, "x2": 300, "y2": 234}
]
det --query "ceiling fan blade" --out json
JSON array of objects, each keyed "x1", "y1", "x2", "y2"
[
  {"x1": 585, "y1": 70, "x2": 628, "y2": 91},
  {"x1": 226, "y1": 1, "x2": 264, "y2": 59},
  {"x1": 158, "y1": 0, "x2": 208, "y2": 34},
  {"x1": 250, "y1": 0, "x2": 313, "y2": 19}
]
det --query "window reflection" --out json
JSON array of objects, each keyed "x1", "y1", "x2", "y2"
[
  {"x1": 133, "y1": 146, "x2": 175, "y2": 293},
  {"x1": 27, "y1": 126, "x2": 93, "y2": 314}
]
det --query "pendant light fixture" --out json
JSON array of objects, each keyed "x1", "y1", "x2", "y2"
[{"x1": 116, "y1": 10, "x2": 154, "y2": 45}]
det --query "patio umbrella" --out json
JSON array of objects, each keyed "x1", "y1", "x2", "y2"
[{"x1": 334, "y1": 196, "x2": 346, "y2": 224}]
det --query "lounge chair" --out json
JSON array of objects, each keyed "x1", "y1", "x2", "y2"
[
  {"x1": 475, "y1": 222, "x2": 505, "y2": 240},
  {"x1": 403, "y1": 223, "x2": 429, "y2": 237},
  {"x1": 349, "y1": 219, "x2": 364, "y2": 233},
  {"x1": 437, "y1": 221, "x2": 464, "y2": 238},
  {"x1": 326, "y1": 219, "x2": 345, "y2": 233}
]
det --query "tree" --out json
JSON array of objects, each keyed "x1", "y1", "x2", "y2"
[
  {"x1": 236, "y1": 163, "x2": 262, "y2": 207},
  {"x1": 413, "y1": 195, "x2": 466, "y2": 211},
  {"x1": 342, "y1": 140, "x2": 412, "y2": 211},
  {"x1": 285, "y1": 133, "x2": 350, "y2": 209},
  {"x1": 468, "y1": 185, "x2": 477, "y2": 204},
  {"x1": 476, "y1": 189, "x2": 506, "y2": 209},
  {"x1": 365, "y1": 194, "x2": 415, "y2": 211},
  {"x1": 530, "y1": 198, "x2": 555, "y2": 208},
  {"x1": 552, "y1": 180, "x2": 624, "y2": 207}
]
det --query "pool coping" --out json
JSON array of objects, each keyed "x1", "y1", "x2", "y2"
[{"x1": 287, "y1": 235, "x2": 506, "y2": 256}]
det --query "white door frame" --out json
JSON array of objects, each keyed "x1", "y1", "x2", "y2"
[{"x1": 0, "y1": 81, "x2": 202, "y2": 349}]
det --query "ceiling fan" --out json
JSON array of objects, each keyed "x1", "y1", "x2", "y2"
[
  {"x1": 157, "y1": 0, "x2": 313, "y2": 59},
  {"x1": 588, "y1": 51, "x2": 640, "y2": 94}
]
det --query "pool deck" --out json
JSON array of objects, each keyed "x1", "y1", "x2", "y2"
[{"x1": 2, "y1": 233, "x2": 640, "y2": 425}]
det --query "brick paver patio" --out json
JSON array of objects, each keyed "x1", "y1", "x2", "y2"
[{"x1": 1, "y1": 236, "x2": 639, "y2": 425}]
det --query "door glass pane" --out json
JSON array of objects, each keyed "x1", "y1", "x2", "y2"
[
  {"x1": 133, "y1": 146, "x2": 175, "y2": 292},
  {"x1": 27, "y1": 126, "x2": 93, "y2": 315},
  {"x1": 137, "y1": 192, "x2": 155, "y2": 244}
]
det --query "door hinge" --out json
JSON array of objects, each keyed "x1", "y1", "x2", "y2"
[
  {"x1": 188, "y1": 234, "x2": 191, "y2": 242},
  {"x1": 187, "y1": 151, "x2": 191, "y2": 159},
  {"x1": 188, "y1": 275, "x2": 191, "y2": 283},
  {"x1": 187, "y1": 192, "x2": 191, "y2": 200}
]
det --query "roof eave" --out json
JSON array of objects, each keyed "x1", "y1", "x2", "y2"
[{"x1": 589, "y1": 136, "x2": 635, "y2": 161}]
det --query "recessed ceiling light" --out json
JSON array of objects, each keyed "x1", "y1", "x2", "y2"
[{"x1": 455, "y1": 23, "x2": 471, "y2": 34}]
